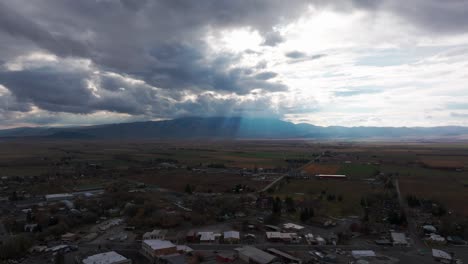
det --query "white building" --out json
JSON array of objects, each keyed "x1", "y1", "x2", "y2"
[
  {"x1": 82, "y1": 251, "x2": 131, "y2": 264},
  {"x1": 143, "y1": 229, "x2": 167, "y2": 240},
  {"x1": 235, "y1": 246, "x2": 277, "y2": 264},
  {"x1": 141, "y1": 240, "x2": 178, "y2": 260},
  {"x1": 391, "y1": 232, "x2": 408, "y2": 246}
]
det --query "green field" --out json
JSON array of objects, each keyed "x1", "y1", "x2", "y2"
[{"x1": 274, "y1": 179, "x2": 378, "y2": 217}]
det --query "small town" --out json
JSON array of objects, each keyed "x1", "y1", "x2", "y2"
[{"x1": 1, "y1": 143, "x2": 467, "y2": 264}]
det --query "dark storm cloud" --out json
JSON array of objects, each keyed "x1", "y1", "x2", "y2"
[
  {"x1": 0, "y1": 1, "x2": 90, "y2": 58},
  {"x1": 0, "y1": 0, "x2": 303, "y2": 121}
]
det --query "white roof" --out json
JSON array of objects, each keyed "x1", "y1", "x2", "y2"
[
  {"x1": 283, "y1": 223, "x2": 304, "y2": 230},
  {"x1": 266, "y1": 232, "x2": 297, "y2": 239},
  {"x1": 143, "y1": 239, "x2": 175, "y2": 250},
  {"x1": 391, "y1": 232, "x2": 407, "y2": 244},
  {"x1": 199, "y1": 231, "x2": 219, "y2": 241},
  {"x1": 45, "y1": 193, "x2": 73, "y2": 199},
  {"x1": 352, "y1": 250, "x2": 376, "y2": 258},
  {"x1": 423, "y1": 225, "x2": 437, "y2": 232},
  {"x1": 143, "y1": 229, "x2": 167, "y2": 238},
  {"x1": 83, "y1": 251, "x2": 128, "y2": 264},
  {"x1": 428, "y1": 234, "x2": 446, "y2": 242},
  {"x1": 432, "y1": 249, "x2": 452, "y2": 260},
  {"x1": 236, "y1": 246, "x2": 276, "y2": 264},
  {"x1": 224, "y1": 231, "x2": 240, "y2": 239}
]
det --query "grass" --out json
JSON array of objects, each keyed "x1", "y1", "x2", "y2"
[
  {"x1": 337, "y1": 163, "x2": 380, "y2": 179},
  {"x1": 274, "y1": 179, "x2": 377, "y2": 217}
]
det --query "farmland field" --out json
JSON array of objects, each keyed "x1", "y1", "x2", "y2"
[
  {"x1": 1, "y1": 139, "x2": 468, "y2": 216},
  {"x1": 274, "y1": 179, "x2": 379, "y2": 217}
]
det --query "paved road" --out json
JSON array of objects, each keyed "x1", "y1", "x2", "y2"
[{"x1": 259, "y1": 175, "x2": 285, "y2": 193}]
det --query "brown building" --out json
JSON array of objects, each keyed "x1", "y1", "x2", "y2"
[{"x1": 141, "y1": 240, "x2": 178, "y2": 262}]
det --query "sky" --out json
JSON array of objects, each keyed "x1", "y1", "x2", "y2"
[{"x1": 1, "y1": 0, "x2": 468, "y2": 129}]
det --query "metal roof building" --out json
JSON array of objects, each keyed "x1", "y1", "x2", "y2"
[
  {"x1": 235, "y1": 246, "x2": 277, "y2": 264},
  {"x1": 82, "y1": 251, "x2": 131, "y2": 264}
]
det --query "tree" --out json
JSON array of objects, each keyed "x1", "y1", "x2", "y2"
[
  {"x1": 272, "y1": 197, "x2": 282, "y2": 216},
  {"x1": 185, "y1": 184, "x2": 193, "y2": 194},
  {"x1": 285, "y1": 196, "x2": 296, "y2": 213},
  {"x1": 0, "y1": 234, "x2": 33, "y2": 260}
]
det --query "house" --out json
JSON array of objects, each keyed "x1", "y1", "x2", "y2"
[
  {"x1": 283, "y1": 223, "x2": 304, "y2": 231},
  {"x1": 141, "y1": 240, "x2": 178, "y2": 261},
  {"x1": 315, "y1": 236, "x2": 326, "y2": 245},
  {"x1": 426, "y1": 234, "x2": 446, "y2": 244},
  {"x1": 432, "y1": 249, "x2": 452, "y2": 262},
  {"x1": 390, "y1": 232, "x2": 408, "y2": 246},
  {"x1": 422, "y1": 225, "x2": 437, "y2": 234},
  {"x1": 143, "y1": 229, "x2": 168, "y2": 240},
  {"x1": 315, "y1": 174, "x2": 347, "y2": 179},
  {"x1": 267, "y1": 248, "x2": 302, "y2": 264},
  {"x1": 223, "y1": 231, "x2": 240, "y2": 243},
  {"x1": 82, "y1": 251, "x2": 131, "y2": 264},
  {"x1": 235, "y1": 246, "x2": 277, "y2": 264}
]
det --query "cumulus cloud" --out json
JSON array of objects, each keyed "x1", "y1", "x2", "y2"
[{"x1": 0, "y1": 0, "x2": 468, "y2": 127}]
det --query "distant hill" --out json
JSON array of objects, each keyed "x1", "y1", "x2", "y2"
[{"x1": 1, "y1": 116, "x2": 468, "y2": 140}]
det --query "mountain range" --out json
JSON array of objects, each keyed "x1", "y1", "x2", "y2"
[{"x1": 1, "y1": 117, "x2": 468, "y2": 140}]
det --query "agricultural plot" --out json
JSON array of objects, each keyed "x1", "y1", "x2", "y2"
[
  {"x1": 274, "y1": 179, "x2": 378, "y2": 217},
  {"x1": 302, "y1": 163, "x2": 340, "y2": 175},
  {"x1": 128, "y1": 169, "x2": 270, "y2": 193},
  {"x1": 337, "y1": 163, "x2": 380, "y2": 179}
]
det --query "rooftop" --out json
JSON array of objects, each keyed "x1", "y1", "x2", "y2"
[
  {"x1": 236, "y1": 246, "x2": 276, "y2": 264},
  {"x1": 283, "y1": 223, "x2": 304, "y2": 230},
  {"x1": 143, "y1": 239, "x2": 176, "y2": 250},
  {"x1": 82, "y1": 251, "x2": 128, "y2": 264},
  {"x1": 224, "y1": 231, "x2": 240, "y2": 239}
]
